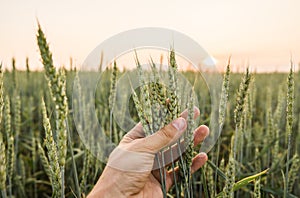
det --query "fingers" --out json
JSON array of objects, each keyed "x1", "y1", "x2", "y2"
[
  {"x1": 137, "y1": 106, "x2": 201, "y2": 154},
  {"x1": 193, "y1": 125, "x2": 209, "y2": 146},
  {"x1": 122, "y1": 107, "x2": 200, "y2": 144},
  {"x1": 180, "y1": 106, "x2": 200, "y2": 120},
  {"x1": 139, "y1": 117, "x2": 187, "y2": 153},
  {"x1": 153, "y1": 125, "x2": 209, "y2": 168},
  {"x1": 166, "y1": 152, "x2": 208, "y2": 191},
  {"x1": 190, "y1": 152, "x2": 208, "y2": 173}
]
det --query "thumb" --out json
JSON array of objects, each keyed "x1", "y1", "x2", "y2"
[{"x1": 141, "y1": 117, "x2": 187, "y2": 153}]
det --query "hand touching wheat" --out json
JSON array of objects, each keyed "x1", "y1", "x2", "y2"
[{"x1": 88, "y1": 107, "x2": 209, "y2": 198}]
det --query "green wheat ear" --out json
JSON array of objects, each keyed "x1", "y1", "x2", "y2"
[
  {"x1": 184, "y1": 88, "x2": 195, "y2": 195},
  {"x1": 0, "y1": 63, "x2": 3, "y2": 124},
  {"x1": 234, "y1": 67, "x2": 251, "y2": 128},
  {"x1": 0, "y1": 63, "x2": 4, "y2": 196},
  {"x1": 285, "y1": 64, "x2": 295, "y2": 197},
  {"x1": 37, "y1": 23, "x2": 68, "y2": 168},
  {"x1": 37, "y1": 23, "x2": 69, "y2": 197},
  {"x1": 288, "y1": 153, "x2": 300, "y2": 192},
  {"x1": 37, "y1": 141, "x2": 53, "y2": 185},
  {"x1": 109, "y1": 61, "x2": 118, "y2": 142},
  {"x1": 272, "y1": 85, "x2": 285, "y2": 167},
  {"x1": 167, "y1": 48, "x2": 179, "y2": 119},
  {"x1": 135, "y1": 52, "x2": 153, "y2": 134},
  {"x1": 13, "y1": 94, "x2": 21, "y2": 168},
  {"x1": 0, "y1": 133, "x2": 6, "y2": 196},
  {"x1": 233, "y1": 68, "x2": 251, "y2": 159},
  {"x1": 109, "y1": 61, "x2": 118, "y2": 111},
  {"x1": 41, "y1": 98, "x2": 63, "y2": 197},
  {"x1": 286, "y1": 65, "x2": 294, "y2": 138},
  {"x1": 128, "y1": 76, "x2": 151, "y2": 136},
  {"x1": 149, "y1": 58, "x2": 162, "y2": 132},
  {"x1": 219, "y1": 60, "x2": 231, "y2": 130},
  {"x1": 4, "y1": 95, "x2": 14, "y2": 198}
]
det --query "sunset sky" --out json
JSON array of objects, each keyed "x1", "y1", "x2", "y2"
[{"x1": 1, "y1": 0, "x2": 300, "y2": 72}]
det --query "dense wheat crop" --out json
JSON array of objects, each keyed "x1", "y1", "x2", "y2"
[{"x1": 0, "y1": 27, "x2": 299, "y2": 198}]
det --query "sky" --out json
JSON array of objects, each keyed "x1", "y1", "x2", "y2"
[{"x1": 1, "y1": 0, "x2": 300, "y2": 72}]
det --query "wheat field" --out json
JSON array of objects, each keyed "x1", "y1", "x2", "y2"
[{"x1": 0, "y1": 26, "x2": 299, "y2": 198}]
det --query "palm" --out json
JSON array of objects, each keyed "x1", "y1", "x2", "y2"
[
  {"x1": 133, "y1": 174, "x2": 163, "y2": 198},
  {"x1": 88, "y1": 108, "x2": 209, "y2": 198}
]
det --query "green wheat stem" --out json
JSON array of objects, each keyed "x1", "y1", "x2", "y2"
[
  {"x1": 66, "y1": 118, "x2": 81, "y2": 197},
  {"x1": 214, "y1": 60, "x2": 231, "y2": 196},
  {"x1": 200, "y1": 167, "x2": 209, "y2": 198}
]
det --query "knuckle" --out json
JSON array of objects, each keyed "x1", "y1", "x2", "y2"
[{"x1": 159, "y1": 126, "x2": 174, "y2": 141}]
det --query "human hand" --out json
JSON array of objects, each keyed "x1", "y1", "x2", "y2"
[{"x1": 88, "y1": 107, "x2": 209, "y2": 198}]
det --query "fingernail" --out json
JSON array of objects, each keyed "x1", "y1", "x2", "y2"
[
  {"x1": 172, "y1": 117, "x2": 186, "y2": 131},
  {"x1": 199, "y1": 152, "x2": 207, "y2": 159}
]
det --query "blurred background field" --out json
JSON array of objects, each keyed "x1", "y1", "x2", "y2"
[{"x1": 0, "y1": 62, "x2": 299, "y2": 197}]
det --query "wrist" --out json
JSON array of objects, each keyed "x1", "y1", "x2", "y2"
[{"x1": 87, "y1": 167, "x2": 125, "y2": 198}]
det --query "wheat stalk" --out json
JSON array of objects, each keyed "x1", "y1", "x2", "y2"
[
  {"x1": 223, "y1": 135, "x2": 236, "y2": 198},
  {"x1": 37, "y1": 24, "x2": 69, "y2": 197},
  {"x1": 41, "y1": 98, "x2": 62, "y2": 197},
  {"x1": 233, "y1": 68, "x2": 251, "y2": 159},
  {"x1": 167, "y1": 49, "x2": 179, "y2": 121},
  {"x1": 187, "y1": 89, "x2": 195, "y2": 185},
  {"x1": 0, "y1": 63, "x2": 5, "y2": 197},
  {"x1": 254, "y1": 147, "x2": 261, "y2": 198},
  {"x1": 287, "y1": 153, "x2": 299, "y2": 192},
  {"x1": 37, "y1": 141, "x2": 53, "y2": 184},
  {"x1": 13, "y1": 94, "x2": 21, "y2": 174},
  {"x1": 109, "y1": 61, "x2": 118, "y2": 142},
  {"x1": 0, "y1": 133, "x2": 6, "y2": 198},
  {"x1": 37, "y1": 24, "x2": 68, "y2": 168},
  {"x1": 135, "y1": 53, "x2": 153, "y2": 135},
  {"x1": 266, "y1": 89, "x2": 274, "y2": 167},
  {"x1": 4, "y1": 95, "x2": 14, "y2": 197},
  {"x1": 0, "y1": 63, "x2": 3, "y2": 124},
  {"x1": 219, "y1": 60, "x2": 231, "y2": 129},
  {"x1": 179, "y1": 88, "x2": 195, "y2": 197},
  {"x1": 272, "y1": 85, "x2": 285, "y2": 167},
  {"x1": 12, "y1": 58, "x2": 17, "y2": 88},
  {"x1": 285, "y1": 64, "x2": 294, "y2": 198}
]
